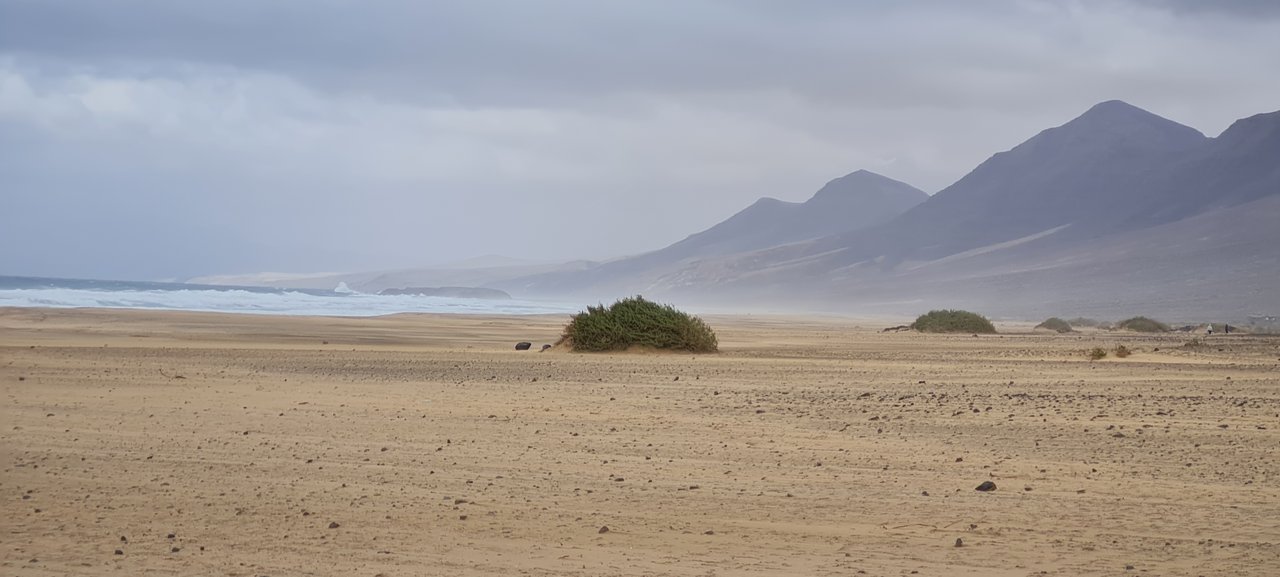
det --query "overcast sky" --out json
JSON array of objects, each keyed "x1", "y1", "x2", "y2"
[{"x1": 2, "y1": 0, "x2": 1278, "y2": 281}]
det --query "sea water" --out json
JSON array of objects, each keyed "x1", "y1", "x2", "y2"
[{"x1": 0, "y1": 276, "x2": 576, "y2": 317}]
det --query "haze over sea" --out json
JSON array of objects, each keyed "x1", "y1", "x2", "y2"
[{"x1": 0, "y1": 276, "x2": 576, "y2": 317}]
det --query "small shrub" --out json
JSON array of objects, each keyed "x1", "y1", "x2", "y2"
[
  {"x1": 559, "y1": 296, "x2": 718, "y2": 353},
  {"x1": 911, "y1": 310, "x2": 996, "y2": 334},
  {"x1": 1036, "y1": 317, "x2": 1074, "y2": 333},
  {"x1": 1114, "y1": 345, "x2": 1131, "y2": 358},
  {"x1": 1116, "y1": 316, "x2": 1170, "y2": 333},
  {"x1": 1087, "y1": 347, "x2": 1108, "y2": 360},
  {"x1": 1067, "y1": 317, "x2": 1103, "y2": 328}
]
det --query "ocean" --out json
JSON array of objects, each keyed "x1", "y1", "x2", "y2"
[{"x1": 0, "y1": 276, "x2": 578, "y2": 317}]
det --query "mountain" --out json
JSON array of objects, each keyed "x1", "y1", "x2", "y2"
[
  {"x1": 191, "y1": 260, "x2": 595, "y2": 293},
  {"x1": 377, "y1": 286, "x2": 512, "y2": 299},
  {"x1": 803, "y1": 100, "x2": 1210, "y2": 266},
  {"x1": 604, "y1": 102, "x2": 1280, "y2": 318},
  {"x1": 509, "y1": 170, "x2": 926, "y2": 295},
  {"x1": 664, "y1": 170, "x2": 927, "y2": 259}
]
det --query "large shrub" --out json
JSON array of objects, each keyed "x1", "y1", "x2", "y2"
[
  {"x1": 1035, "y1": 317, "x2": 1074, "y2": 333},
  {"x1": 911, "y1": 310, "x2": 997, "y2": 334},
  {"x1": 1116, "y1": 316, "x2": 1170, "y2": 333},
  {"x1": 559, "y1": 296, "x2": 718, "y2": 353}
]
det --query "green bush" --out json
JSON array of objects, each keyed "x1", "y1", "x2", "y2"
[
  {"x1": 1114, "y1": 345, "x2": 1132, "y2": 358},
  {"x1": 559, "y1": 296, "x2": 718, "y2": 353},
  {"x1": 911, "y1": 310, "x2": 996, "y2": 334},
  {"x1": 1036, "y1": 317, "x2": 1074, "y2": 333},
  {"x1": 1116, "y1": 316, "x2": 1170, "y2": 333},
  {"x1": 1087, "y1": 347, "x2": 1108, "y2": 360}
]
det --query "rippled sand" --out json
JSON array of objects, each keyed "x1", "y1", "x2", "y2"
[{"x1": 2, "y1": 307, "x2": 1278, "y2": 576}]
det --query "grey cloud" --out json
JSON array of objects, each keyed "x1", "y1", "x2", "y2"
[
  {"x1": 1133, "y1": 0, "x2": 1280, "y2": 17},
  {"x1": 1, "y1": 1, "x2": 1278, "y2": 280}
]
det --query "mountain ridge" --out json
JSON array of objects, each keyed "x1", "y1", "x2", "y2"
[{"x1": 521, "y1": 101, "x2": 1278, "y2": 319}]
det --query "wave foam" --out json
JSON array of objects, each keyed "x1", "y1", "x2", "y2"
[{"x1": 0, "y1": 286, "x2": 575, "y2": 317}]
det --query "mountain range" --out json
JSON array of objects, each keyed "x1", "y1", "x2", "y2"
[
  {"x1": 200, "y1": 100, "x2": 1279, "y2": 320},
  {"x1": 504, "y1": 100, "x2": 1279, "y2": 319}
]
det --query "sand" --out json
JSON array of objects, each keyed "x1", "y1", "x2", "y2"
[{"x1": 2, "y1": 307, "x2": 1278, "y2": 576}]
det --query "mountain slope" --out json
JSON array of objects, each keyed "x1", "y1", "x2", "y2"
[
  {"x1": 808, "y1": 100, "x2": 1211, "y2": 266},
  {"x1": 664, "y1": 170, "x2": 927, "y2": 259},
  {"x1": 510, "y1": 170, "x2": 926, "y2": 295},
  {"x1": 638, "y1": 102, "x2": 1279, "y2": 317}
]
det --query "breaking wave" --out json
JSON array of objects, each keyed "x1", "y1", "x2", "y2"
[{"x1": 0, "y1": 276, "x2": 574, "y2": 317}]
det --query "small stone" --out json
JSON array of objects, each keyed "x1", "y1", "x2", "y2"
[
  {"x1": 114, "y1": 549, "x2": 124, "y2": 555},
  {"x1": 975, "y1": 481, "x2": 997, "y2": 492},
  {"x1": 955, "y1": 538, "x2": 963, "y2": 547},
  {"x1": 328, "y1": 522, "x2": 340, "y2": 529},
  {"x1": 1125, "y1": 565, "x2": 1134, "y2": 570},
  {"x1": 171, "y1": 547, "x2": 181, "y2": 553},
  {"x1": 704, "y1": 530, "x2": 715, "y2": 535},
  {"x1": 120, "y1": 536, "x2": 127, "y2": 542},
  {"x1": 459, "y1": 515, "x2": 468, "y2": 520},
  {"x1": 166, "y1": 533, "x2": 175, "y2": 539},
  {"x1": 598, "y1": 525, "x2": 609, "y2": 534}
]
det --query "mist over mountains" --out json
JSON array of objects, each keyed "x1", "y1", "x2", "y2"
[
  {"x1": 206, "y1": 100, "x2": 1278, "y2": 320},
  {"x1": 502, "y1": 100, "x2": 1279, "y2": 319}
]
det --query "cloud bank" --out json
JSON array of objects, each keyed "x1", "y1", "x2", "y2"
[{"x1": 1, "y1": 1, "x2": 1277, "y2": 279}]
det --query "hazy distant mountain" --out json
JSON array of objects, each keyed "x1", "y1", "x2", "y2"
[
  {"x1": 805, "y1": 100, "x2": 1212, "y2": 265},
  {"x1": 607, "y1": 101, "x2": 1280, "y2": 318},
  {"x1": 509, "y1": 170, "x2": 926, "y2": 294},
  {"x1": 195, "y1": 101, "x2": 1279, "y2": 319},
  {"x1": 665, "y1": 170, "x2": 927, "y2": 258},
  {"x1": 377, "y1": 286, "x2": 512, "y2": 299},
  {"x1": 192, "y1": 260, "x2": 595, "y2": 293},
  {"x1": 809, "y1": 101, "x2": 1279, "y2": 268}
]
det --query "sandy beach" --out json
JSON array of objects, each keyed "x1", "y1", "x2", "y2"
[{"x1": 2, "y1": 307, "x2": 1278, "y2": 576}]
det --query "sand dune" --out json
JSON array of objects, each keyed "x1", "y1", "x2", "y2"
[{"x1": 2, "y1": 307, "x2": 1278, "y2": 576}]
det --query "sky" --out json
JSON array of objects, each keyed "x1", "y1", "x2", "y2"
[{"x1": 2, "y1": 1, "x2": 1278, "y2": 281}]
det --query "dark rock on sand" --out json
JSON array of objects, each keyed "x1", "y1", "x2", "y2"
[
  {"x1": 975, "y1": 481, "x2": 997, "y2": 492},
  {"x1": 515, "y1": 342, "x2": 532, "y2": 351}
]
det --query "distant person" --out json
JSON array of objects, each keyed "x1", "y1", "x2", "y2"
[
  {"x1": 1224, "y1": 324, "x2": 1231, "y2": 334},
  {"x1": 1206, "y1": 324, "x2": 1213, "y2": 336}
]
